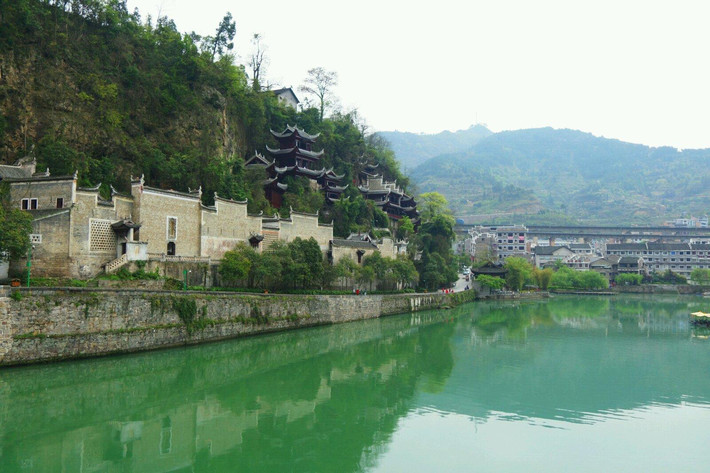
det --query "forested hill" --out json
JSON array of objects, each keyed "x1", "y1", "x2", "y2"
[
  {"x1": 0, "y1": 0, "x2": 407, "y2": 227},
  {"x1": 410, "y1": 127, "x2": 710, "y2": 225},
  {"x1": 376, "y1": 125, "x2": 492, "y2": 170}
]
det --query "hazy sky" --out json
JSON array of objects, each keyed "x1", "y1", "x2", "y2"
[{"x1": 126, "y1": 0, "x2": 710, "y2": 149}]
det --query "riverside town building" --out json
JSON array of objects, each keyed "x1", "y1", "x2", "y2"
[{"x1": 0, "y1": 158, "x2": 402, "y2": 280}]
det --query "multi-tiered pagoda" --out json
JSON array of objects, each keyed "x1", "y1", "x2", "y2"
[
  {"x1": 245, "y1": 126, "x2": 347, "y2": 208},
  {"x1": 358, "y1": 164, "x2": 420, "y2": 225}
]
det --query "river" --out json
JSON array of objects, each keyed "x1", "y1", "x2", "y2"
[{"x1": 1, "y1": 294, "x2": 709, "y2": 472}]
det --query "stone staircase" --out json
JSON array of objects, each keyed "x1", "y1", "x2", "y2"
[{"x1": 105, "y1": 253, "x2": 129, "y2": 274}]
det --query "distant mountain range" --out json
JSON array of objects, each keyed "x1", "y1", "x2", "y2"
[
  {"x1": 378, "y1": 127, "x2": 710, "y2": 225},
  {"x1": 376, "y1": 125, "x2": 492, "y2": 170}
]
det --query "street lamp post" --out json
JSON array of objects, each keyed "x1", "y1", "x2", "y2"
[
  {"x1": 26, "y1": 244, "x2": 34, "y2": 288},
  {"x1": 183, "y1": 269, "x2": 191, "y2": 291}
]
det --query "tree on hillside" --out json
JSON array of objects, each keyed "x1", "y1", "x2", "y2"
[
  {"x1": 249, "y1": 33, "x2": 267, "y2": 90},
  {"x1": 413, "y1": 193, "x2": 458, "y2": 290},
  {"x1": 299, "y1": 67, "x2": 338, "y2": 121},
  {"x1": 204, "y1": 12, "x2": 236, "y2": 59},
  {"x1": 419, "y1": 192, "x2": 453, "y2": 223},
  {"x1": 396, "y1": 216, "x2": 415, "y2": 240}
]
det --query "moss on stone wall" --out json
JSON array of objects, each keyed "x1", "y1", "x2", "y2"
[{"x1": 3, "y1": 288, "x2": 478, "y2": 366}]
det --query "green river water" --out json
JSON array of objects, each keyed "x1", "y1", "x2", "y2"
[{"x1": 1, "y1": 294, "x2": 709, "y2": 472}]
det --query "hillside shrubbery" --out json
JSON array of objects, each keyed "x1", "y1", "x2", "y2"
[{"x1": 0, "y1": 0, "x2": 409, "y2": 234}]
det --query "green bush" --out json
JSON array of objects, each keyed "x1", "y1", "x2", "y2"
[
  {"x1": 647, "y1": 270, "x2": 687, "y2": 285},
  {"x1": 550, "y1": 266, "x2": 608, "y2": 290},
  {"x1": 615, "y1": 273, "x2": 643, "y2": 285}
]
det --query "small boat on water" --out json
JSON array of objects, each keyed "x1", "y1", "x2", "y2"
[{"x1": 690, "y1": 312, "x2": 710, "y2": 326}]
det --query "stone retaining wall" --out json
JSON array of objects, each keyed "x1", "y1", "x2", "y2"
[
  {"x1": 614, "y1": 284, "x2": 710, "y2": 294},
  {"x1": 0, "y1": 288, "x2": 11, "y2": 361},
  {"x1": 0, "y1": 288, "x2": 476, "y2": 366}
]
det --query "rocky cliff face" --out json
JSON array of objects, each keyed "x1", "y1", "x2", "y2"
[{"x1": 0, "y1": 1, "x2": 261, "y2": 197}]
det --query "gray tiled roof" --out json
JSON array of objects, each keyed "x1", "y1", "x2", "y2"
[
  {"x1": 606, "y1": 243, "x2": 647, "y2": 251},
  {"x1": 331, "y1": 239, "x2": 377, "y2": 249},
  {"x1": 533, "y1": 246, "x2": 570, "y2": 255},
  {"x1": 0, "y1": 164, "x2": 33, "y2": 179},
  {"x1": 646, "y1": 243, "x2": 691, "y2": 251}
]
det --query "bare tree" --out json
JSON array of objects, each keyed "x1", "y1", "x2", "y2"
[
  {"x1": 299, "y1": 67, "x2": 338, "y2": 121},
  {"x1": 249, "y1": 33, "x2": 268, "y2": 90}
]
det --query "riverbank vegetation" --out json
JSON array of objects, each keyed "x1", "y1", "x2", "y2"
[
  {"x1": 218, "y1": 238, "x2": 419, "y2": 292},
  {"x1": 477, "y1": 258, "x2": 607, "y2": 292},
  {"x1": 615, "y1": 274, "x2": 643, "y2": 286}
]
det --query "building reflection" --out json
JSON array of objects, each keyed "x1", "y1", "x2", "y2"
[{"x1": 0, "y1": 310, "x2": 457, "y2": 473}]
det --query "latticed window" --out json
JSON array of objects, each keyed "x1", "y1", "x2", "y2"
[
  {"x1": 90, "y1": 219, "x2": 116, "y2": 253},
  {"x1": 167, "y1": 217, "x2": 177, "y2": 240}
]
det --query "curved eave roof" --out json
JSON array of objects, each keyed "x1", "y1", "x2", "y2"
[
  {"x1": 360, "y1": 188, "x2": 390, "y2": 196},
  {"x1": 274, "y1": 165, "x2": 296, "y2": 174},
  {"x1": 385, "y1": 202, "x2": 416, "y2": 212},
  {"x1": 78, "y1": 183, "x2": 102, "y2": 192},
  {"x1": 326, "y1": 184, "x2": 348, "y2": 192},
  {"x1": 215, "y1": 194, "x2": 248, "y2": 205},
  {"x1": 296, "y1": 166, "x2": 326, "y2": 177},
  {"x1": 264, "y1": 178, "x2": 288, "y2": 191},
  {"x1": 299, "y1": 148, "x2": 325, "y2": 159},
  {"x1": 111, "y1": 219, "x2": 141, "y2": 231},
  {"x1": 245, "y1": 153, "x2": 274, "y2": 167},
  {"x1": 266, "y1": 145, "x2": 324, "y2": 159},
  {"x1": 270, "y1": 125, "x2": 320, "y2": 141},
  {"x1": 361, "y1": 170, "x2": 380, "y2": 176},
  {"x1": 325, "y1": 168, "x2": 345, "y2": 179}
]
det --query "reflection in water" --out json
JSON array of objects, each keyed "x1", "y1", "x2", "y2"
[
  {"x1": 0, "y1": 310, "x2": 456, "y2": 473},
  {"x1": 1, "y1": 295, "x2": 709, "y2": 472}
]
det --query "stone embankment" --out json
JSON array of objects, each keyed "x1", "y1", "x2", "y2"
[
  {"x1": 0, "y1": 288, "x2": 476, "y2": 366},
  {"x1": 614, "y1": 284, "x2": 710, "y2": 294}
]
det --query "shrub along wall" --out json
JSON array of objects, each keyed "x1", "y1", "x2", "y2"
[{"x1": 0, "y1": 287, "x2": 476, "y2": 366}]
